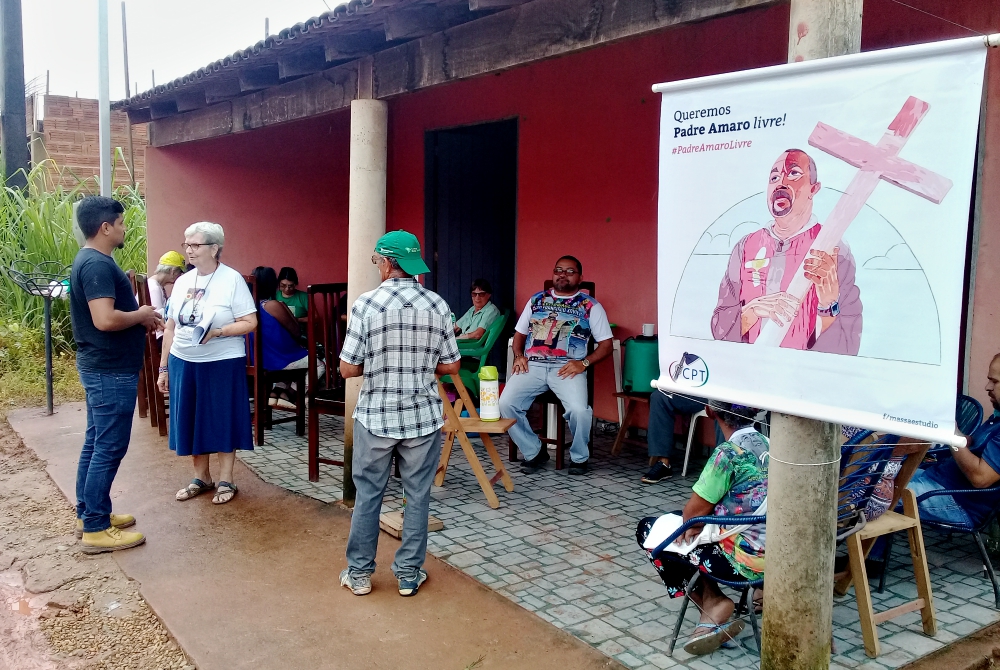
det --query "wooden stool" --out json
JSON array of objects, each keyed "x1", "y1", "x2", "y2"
[{"x1": 437, "y1": 374, "x2": 515, "y2": 509}]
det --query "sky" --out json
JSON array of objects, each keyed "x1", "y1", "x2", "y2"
[{"x1": 22, "y1": 0, "x2": 338, "y2": 105}]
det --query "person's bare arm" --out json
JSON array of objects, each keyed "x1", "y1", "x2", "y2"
[
  {"x1": 89, "y1": 298, "x2": 162, "y2": 332},
  {"x1": 678, "y1": 492, "x2": 716, "y2": 544},
  {"x1": 952, "y1": 440, "x2": 1000, "y2": 488},
  {"x1": 201, "y1": 313, "x2": 257, "y2": 344},
  {"x1": 556, "y1": 338, "x2": 614, "y2": 379},
  {"x1": 457, "y1": 327, "x2": 487, "y2": 341},
  {"x1": 157, "y1": 319, "x2": 176, "y2": 393},
  {"x1": 264, "y1": 300, "x2": 299, "y2": 338},
  {"x1": 436, "y1": 360, "x2": 461, "y2": 376},
  {"x1": 340, "y1": 361, "x2": 364, "y2": 378},
  {"x1": 511, "y1": 332, "x2": 529, "y2": 375}
]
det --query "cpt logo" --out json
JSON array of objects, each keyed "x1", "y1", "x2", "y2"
[{"x1": 669, "y1": 352, "x2": 709, "y2": 387}]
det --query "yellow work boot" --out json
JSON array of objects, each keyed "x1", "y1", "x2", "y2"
[
  {"x1": 81, "y1": 526, "x2": 146, "y2": 554},
  {"x1": 76, "y1": 513, "x2": 136, "y2": 539}
]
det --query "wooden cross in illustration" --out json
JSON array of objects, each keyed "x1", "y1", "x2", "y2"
[{"x1": 755, "y1": 96, "x2": 954, "y2": 347}]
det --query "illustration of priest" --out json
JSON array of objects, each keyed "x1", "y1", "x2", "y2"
[{"x1": 711, "y1": 149, "x2": 862, "y2": 355}]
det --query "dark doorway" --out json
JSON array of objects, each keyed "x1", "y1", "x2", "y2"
[{"x1": 425, "y1": 119, "x2": 518, "y2": 366}]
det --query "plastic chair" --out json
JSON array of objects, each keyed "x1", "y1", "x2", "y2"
[
  {"x1": 443, "y1": 309, "x2": 509, "y2": 398},
  {"x1": 650, "y1": 513, "x2": 766, "y2": 656},
  {"x1": 923, "y1": 395, "x2": 983, "y2": 465}
]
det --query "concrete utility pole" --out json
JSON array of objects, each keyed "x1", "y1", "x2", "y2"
[
  {"x1": 343, "y1": 98, "x2": 388, "y2": 504},
  {"x1": 759, "y1": 2, "x2": 861, "y2": 669},
  {"x1": 0, "y1": 0, "x2": 29, "y2": 188},
  {"x1": 97, "y1": 0, "x2": 111, "y2": 196}
]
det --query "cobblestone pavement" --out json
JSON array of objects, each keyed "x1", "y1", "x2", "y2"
[{"x1": 238, "y1": 415, "x2": 1000, "y2": 670}]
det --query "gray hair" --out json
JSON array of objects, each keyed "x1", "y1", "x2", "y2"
[
  {"x1": 154, "y1": 264, "x2": 184, "y2": 278},
  {"x1": 184, "y1": 221, "x2": 225, "y2": 258}
]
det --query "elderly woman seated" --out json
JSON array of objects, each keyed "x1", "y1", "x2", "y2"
[
  {"x1": 636, "y1": 400, "x2": 768, "y2": 656},
  {"x1": 252, "y1": 267, "x2": 324, "y2": 409},
  {"x1": 453, "y1": 278, "x2": 501, "y2": 341}
]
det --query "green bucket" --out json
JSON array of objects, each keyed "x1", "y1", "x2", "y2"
[{"x1": 622, "y1": 336, "x2": 659, "y2": 393}]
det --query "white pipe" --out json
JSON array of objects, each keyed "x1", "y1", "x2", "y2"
[{"x1": 97, "y1": 0, "x2": 111, "y2": 196}]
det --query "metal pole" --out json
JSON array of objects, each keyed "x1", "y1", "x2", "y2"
[
  {"x1": 760, "y1": 2, "x2": 862, "y2": 669},
  {"x1": 0, "y1": 0, "x2": 29, "y2": 188},
  {"x1": 121, "y1": 1, "x2": 135, "y2": 187},
  {"x1": 97, "y1": 0, "x2": 111, "y2": 196},
  {"x1": 43, "y1": 296, "x2": 53, "y2": 415}
]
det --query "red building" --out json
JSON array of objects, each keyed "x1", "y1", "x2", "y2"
[{"x1": 117, "y1": 0, "x2": 1000, "y2": 421}]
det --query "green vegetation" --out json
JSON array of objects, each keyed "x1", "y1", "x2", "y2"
[{"x1": 0, "y1": 160, "x2": 147, "y2": 415}]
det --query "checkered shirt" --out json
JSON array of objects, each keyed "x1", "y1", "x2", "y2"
[{"x1": 340, "y1": 278, "x2": 461, "y2": 439}]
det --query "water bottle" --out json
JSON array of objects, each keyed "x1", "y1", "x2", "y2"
[{"x1": 478, "y1": 366, "x2": 500, "y2": 421}]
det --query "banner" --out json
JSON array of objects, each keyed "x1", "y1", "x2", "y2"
[{"x1": 653, "y1": 37, "x2": 988, "y2": 446}]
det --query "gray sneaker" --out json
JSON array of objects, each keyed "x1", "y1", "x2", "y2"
[
  {"x1": 340, "y1": 568, "x2": 372, "y2": 595},
  {"x1": 397, "y1": 569, "x2": 428, "y2": 597}
]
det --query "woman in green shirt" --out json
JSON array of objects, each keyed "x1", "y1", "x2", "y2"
[
  {"x1": 276, "y1": 267, "x2": 309, "y2": 325},
  {"x1": 454, "y1": 278, "x2": 501, "y2": 341}
]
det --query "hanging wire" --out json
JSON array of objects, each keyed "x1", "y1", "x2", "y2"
[{"x1": 885, "y1": 0, "x2": 987, "y2": 36}]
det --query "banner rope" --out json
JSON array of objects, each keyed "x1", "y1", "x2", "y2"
[{"x1": 886, "y1": 0, "x2": 987, "y2": 37}]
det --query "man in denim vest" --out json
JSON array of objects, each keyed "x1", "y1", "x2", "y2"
[{"x1": 500, "y1": 256, "x2": 613, "y2": 475}]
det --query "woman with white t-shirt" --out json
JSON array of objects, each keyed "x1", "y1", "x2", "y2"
[{"x1": 156, "y1": 222, "x2": 258, "y2": 505}]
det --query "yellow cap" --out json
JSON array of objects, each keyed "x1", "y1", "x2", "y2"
[{"x1": 158, "y1": 251, "x2": 186, "y2": 268}]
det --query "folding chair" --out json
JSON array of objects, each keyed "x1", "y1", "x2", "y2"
[
  {"x1": 834, "y1": 431, "x2": 936, "y2": 658},
  {"x1": 649, "y1": 513, "x2": 766, "y2": 656},
  {"x1": 436, "y1": 373, "x2": 514, "y2": 509}
]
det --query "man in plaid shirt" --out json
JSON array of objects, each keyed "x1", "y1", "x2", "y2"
[{"x1": 339, "y1": 230, "x2": 461, "y2": 598}]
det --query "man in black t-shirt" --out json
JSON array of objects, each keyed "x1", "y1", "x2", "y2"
[{"x1": 70, "y1": 196, "x2": 161, "y2": 554}]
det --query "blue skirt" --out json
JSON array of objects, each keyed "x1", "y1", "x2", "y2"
[{"x1": 168, "y1": 354, "x2": 254, "y2": 456}]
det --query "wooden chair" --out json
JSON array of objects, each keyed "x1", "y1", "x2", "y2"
[
  {"x1": 610, "y1": 391, "x2": 650, "y2": 456},
  {"x1": 834, "y1": 432, "x2": 935, "y2": 658},
  {"x1": 508, "y1": 280, "x2": 596, "y2": 469},
  {"x1": 127, "y1": 272, "x2": 149, "y2": 420},
  {"x1": 306, "y1": 283, "x2": 347, "y2": 481},
  {"x1": 436, "y1": 373, "x2": 514, "y2": 509},
  {"x1": 134, "y1": 274, "x2": 168, "y2": 436},
  {"x1": 244, "y1": 275, "x2": 307, "y2": 447}
]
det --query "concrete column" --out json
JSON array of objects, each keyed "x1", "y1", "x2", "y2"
[
  {"x1": 0, "y1": 0, "x2": 28, "y2": 188},
  {"x1": 343, "y1": 98, "x2": 388, "y2": 504},
  {"x1": 761, "y1": 3, "x2": 861, "y2": 668}
]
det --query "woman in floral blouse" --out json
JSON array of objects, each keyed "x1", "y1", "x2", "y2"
[{"x1": 636, "y1": 400, "x2": 768, "y2": 656}]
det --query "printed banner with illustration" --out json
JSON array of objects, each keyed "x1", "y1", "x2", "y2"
[{"x1": 653, "y1": 37, "x2": 988, "y2": 446}]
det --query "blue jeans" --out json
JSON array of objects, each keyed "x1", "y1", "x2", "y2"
[
  {"x1": 499, "y1": 360, "x2": 592, "y2": 464},
  {"x1": 346, "y1": 421, "x2": 443, "y2": 581},
  {"x1": 648, "y1": 389, "x2": 720, "y2": 459},
  {"x1": 908, "y1": 468, "x2": 974, "y2": 527},
  {"x1": 76, "y1": 370, "x2": 139, "y2": 533}
]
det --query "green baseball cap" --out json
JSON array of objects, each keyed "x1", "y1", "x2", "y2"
[{"x1": 374, "y1": 230, "x2": 430, "y2": 276}]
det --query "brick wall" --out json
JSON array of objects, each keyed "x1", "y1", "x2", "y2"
[{"x1": 36, "y1": 95, "x2": 148, "y2": 194}]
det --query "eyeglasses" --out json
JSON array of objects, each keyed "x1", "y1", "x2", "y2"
[
  {"x1": 471, "y1": 291, "x2": 489, "y2": 297},
  {"x1": 553, "y1": 267, "x2": 578, "y2": 276},
  {"x1": 371, "y1": 254, "x2": 383, "y2": 265},
  {"x1": 182, "y1": 242, "x2": 209, "y2": 251}
]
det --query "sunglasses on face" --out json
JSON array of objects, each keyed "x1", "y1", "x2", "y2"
[{"x1": 471, "y1": 291, "x2": 489, "y2": 297}]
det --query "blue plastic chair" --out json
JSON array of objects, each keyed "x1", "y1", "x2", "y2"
[
  {"x1": 650, "y1": 513, "x2": 767, "y2": 656},
  {"x1": 922, "y1": 394, "x2": 983, "y2": 466}
]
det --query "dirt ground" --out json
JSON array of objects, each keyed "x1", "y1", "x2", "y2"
[
  {"x1": 0, "y1": 419, "x2": 191, "y2": 670},
  {"x1": 901, "y1": 622, "x2": 1000, "y2": 670}
]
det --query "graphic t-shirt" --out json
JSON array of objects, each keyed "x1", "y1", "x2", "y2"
[
  {"x1": 165, "y1": 263, "x2": 256, "y2": 363},
  {"x1": 69, "y1": 248, "x2": 146, "y2": 373},
  {"x1": 691, "y1": 427, "x2": 769, "y2": 579},
  {"x1": 514, "y1": 290, "x2": 612, "y2": 362}
]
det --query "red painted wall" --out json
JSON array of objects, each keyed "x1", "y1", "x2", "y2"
[
  {"x1": 386, "y1": 3, "x2": 790, "y2": 420},
  {"x1": 145, "y1": 0, "x2": 1000, "y2": 425},
  {"x1": 146, "y1": 111, "x2": 351, "y2": 288}
]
